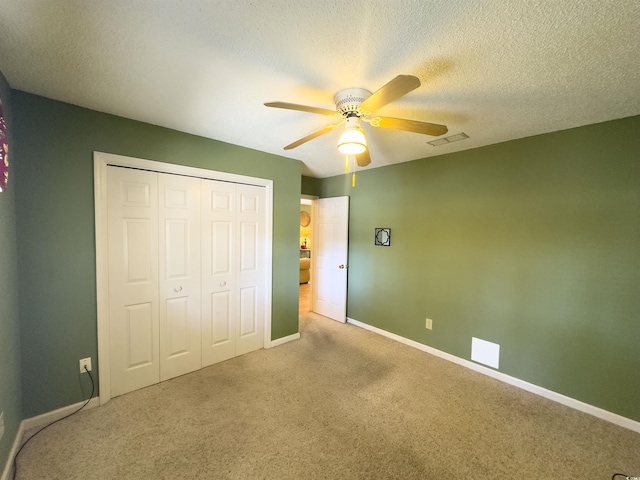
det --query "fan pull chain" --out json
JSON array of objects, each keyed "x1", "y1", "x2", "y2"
[
  {"x1": 344, "y1": 155, "x2": 357, "y2": 187},
  {"x1": 351, "y1": 155, "x2": 357, "y2": 187}
]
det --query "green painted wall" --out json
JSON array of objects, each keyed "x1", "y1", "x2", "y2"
[
  {"x1": 0, "y1": 72, "x2": 22, "y2": 473},
  {"x1": 13, "y1": 91, "x2": 301, "y2": 418},
  {"x1": 301, "y1": 175, "x2": 321, "y2": 196},
  {"x1": 319, "y1": 116, "x2": 640, "y2": 421}
]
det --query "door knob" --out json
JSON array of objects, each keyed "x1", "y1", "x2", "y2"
[
  {"x1": 174, "y1": 286, "x2": 183, "y2": 292},
  {"x1": 220, "y1": 281, "x2": 227, "y2": 287},
  {"x1": 339, "y1": 264, "x2": 346, "y2": 269}
]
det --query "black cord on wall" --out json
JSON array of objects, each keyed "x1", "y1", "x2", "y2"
[{"x1": 11, "y1": 366, "x2": 95, "y2": 480}]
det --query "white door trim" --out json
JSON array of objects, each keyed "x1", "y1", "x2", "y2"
[{"x1": 94, "y1": 151, "x2": 274, "y2": 405}]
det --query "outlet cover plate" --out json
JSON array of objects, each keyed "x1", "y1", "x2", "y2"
[{"x1": 79, "y1": 357, "x2": 92, "y2": 373}]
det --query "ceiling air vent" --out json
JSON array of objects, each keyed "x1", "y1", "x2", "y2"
[{"x1": 428, "y1": 132, "x2": 469, "y2": 146}]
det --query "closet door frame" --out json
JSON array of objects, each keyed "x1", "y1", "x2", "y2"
[{"x1": 94, "y1": 151, "x2": 274, "y2": 405}]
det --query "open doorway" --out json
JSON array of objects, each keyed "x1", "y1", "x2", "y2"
[
  {"x1": 299, "y1": 198, "x2": 313, "y2": 316},
  {"x1": 298, "y1": 195, "x2": 349, "y2": 323}
]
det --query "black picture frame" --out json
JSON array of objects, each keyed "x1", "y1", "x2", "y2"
[{"x1": 374, "y1": 228, "x2": 391, "y2": 246}]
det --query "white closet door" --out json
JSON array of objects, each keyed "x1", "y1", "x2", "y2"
[
  {"x1": 107, "y1": 167, "x2": 160, "y2": 397},
  {"x1": 201, "y1": 181, "x2": 266, "y2": 365},
  {"x1": 201, "y1": 180, "x2": 237, "y2": 366},
  {"x1": 107, "y1": 165, "x2": 266, "y2": 395},
  {"x1": 236, "y1": 184, "x2": 265, "y2": 355},
  {"x1": 158, "y1": 173, "x2": 202, "y2": 381}
]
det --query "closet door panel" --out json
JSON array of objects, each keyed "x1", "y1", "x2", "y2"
[
  {"x1": 202, "y1": 180, "x2": 236, "y2": 366},
  {"x1": 123, "y1": 302, "x2": 155, "y2": 369},
  {"x1": 107, "y1": 167, "x2": 160, "y2": 397},
  {"x1": 159, "y1": 173, "x2": 202, "y2": 381},
  {"x1": 236, "y1": 185, "x2": 265, "y2": 356},
  {"x1": 239, "y1": 286, "x2": 258, "y2": 336},
  {"x1": 239, "y1": 222, "x2": 258, "y2": 272},
  {"x1": 166, "y1": 296, "x2": 189, "y2": 353}
]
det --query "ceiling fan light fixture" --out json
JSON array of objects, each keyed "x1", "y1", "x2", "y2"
[
  {"x1": 265, "y1": 74, "x2": 449, "y2": 170},
  {"x1": 337, "y1": 127, "x2": 367, "y2": 155}
]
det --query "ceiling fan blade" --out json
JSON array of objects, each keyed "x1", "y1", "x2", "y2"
[
  {"x1": 358, "y1": 75, "x2": 421, "y2": 114},
  {"x1": 369, "y1": 116, "x2": 448, "y2": 136},
  {"x1": 283, "y1": 123, "x2": 343, "y2": 150},
  {"x1": 264, "y1": 102, "x2": 339, "y2": 117},
  {"x1": 356, "y1": 149, "x2": 371, "y2": 167}
]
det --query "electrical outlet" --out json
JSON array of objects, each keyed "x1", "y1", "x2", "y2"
[
  {"x1": 79, "y1": 357, "x2": 92, "y2": 373},
  {"x1": 425, "y1": 318, "x2": 433, "y2": 330},
  {"x1": 0, "y1": 411, "x2": 5, "y2": 441}
]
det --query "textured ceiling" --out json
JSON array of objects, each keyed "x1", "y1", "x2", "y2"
[{"x1": 1, "y1": 1, "x2": 639, "y2": 178}]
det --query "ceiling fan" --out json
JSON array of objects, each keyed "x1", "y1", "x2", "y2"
[{"x1": 264, "y1": 75, "x2": 448, "y2": 168}]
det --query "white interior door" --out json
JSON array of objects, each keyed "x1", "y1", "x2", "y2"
[
  {"x1": 236, "y1": 184, "x2": 266, "y2": 355},
  {"x1": 107, "y1": 167, "x2": 160, "y2": 397},
  {"x1": 201, "y1": 180, "x2": 237, "y2": 366},
  {"x1": 158, "y1": 173, "x2": 202, "y2": 381},
  {"x1": 201, "y1": 180, "x2": 266, "y2": 365},
  {"x1": 313, "y1": 196, "x2": 349, "y2": 322}
]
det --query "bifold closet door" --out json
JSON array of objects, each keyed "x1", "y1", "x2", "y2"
[
  {"x1": 201, "y1": 180, "x2": 235, "y2": 365},
  {"x1": 235, "y1": 183, "x2": 266, "y2": 356},
  {"x1": 201, "y1": 180, "x2": 265, "y2": 366},
  {"x1": 107, "y1": 168, "x2": 202, "y2": 397},
  {"x1": 107, "y1": 167, "x2": 160, "y2": 397},
  {"x1": 107, "y1": 165, "x2": 266, "y2": 396},
  {"x1": 158, "y1": 173, "x2": 202, "y2": 381}
]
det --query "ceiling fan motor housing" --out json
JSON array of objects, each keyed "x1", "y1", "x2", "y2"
[{"x1": 334, "y1": 88, "x2": 372, "y2": 117}]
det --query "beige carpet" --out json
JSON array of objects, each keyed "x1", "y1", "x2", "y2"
[
  {"x1": 14, "y1": 312, "x2": 640, "y2": 479},
  {"x1": 299, "y1": 282, "x2": 310, "y2": 315}
]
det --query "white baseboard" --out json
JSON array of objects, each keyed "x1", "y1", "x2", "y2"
[
  {"x1": 347, "y1": 317, "x2": 640, "y2": 434},
  {"x1": 1, "y1": 397, "x2": 100, "y2": 480},
  {"x1": 269, "y1": 332, "x2": 301, "y2": 348},
  {"x1": 22, "y1": 397, "x2": 100, "y2": 431},
  {"x1": 1, "y1": 421, "x2": 24, "y2": 480}
]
